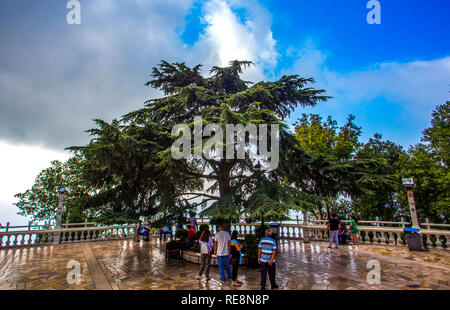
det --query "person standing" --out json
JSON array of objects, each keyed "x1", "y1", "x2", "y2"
[
  {"x1": 230, "y1": 230, "x2": 243, "y2": 287},
  {"x1": 196, "y1": 228, "x2": 214, "y2": 281},
  {"x1": 138, "y1": 220, "x2": 150, "y2": 241},
  {"x1": 214, "y1": 225, "x2": 232, "y2": 282},
  {"x1": 258, "y1": 229, "x2": 278, "y2": 290},
  {"x1": 187, "y1": 225, "x2": 196, "y2": 249},
  {"x1": 349, "y1": 215, "x2": 359, "y2": 244},
  {"x1": 188, "y1": 212, "x2": 198, "y2": 231},
  {"x1": 163, "y1": 226, "x2": 173, "y2": 241},
  {"x1": 326, "y1": 213, "x2": 341, "y2": 249}
]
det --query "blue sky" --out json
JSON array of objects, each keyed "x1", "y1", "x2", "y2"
[{"x1": 0, "y1": 0, "x2": 449, "y2": 224}]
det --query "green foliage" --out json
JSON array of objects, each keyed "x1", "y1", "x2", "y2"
[
  {"x1": 175, "y1": 228, "x2": 189, "y2": 240},
  {"x1": 244, "y1": 234, "x2": 259, "y2": 267},
  {"x1": 422, "y1": 101, "x2": 449, "y2": 167},
  {"x1": 353, "y1": 133, "x2": 405, "y2": 220},
  {"x1": 294, "y1": 113, "x2": 361, "y2": 161},
  {"x1": 65, "y1": 59, "x2": 330, "y2": 224},
  {"x1": 254, "y1": 224, "x2": 271, "y2": 238},
  {"x1": 14, "y1": 157, "x2": 93, "y2": 223}
]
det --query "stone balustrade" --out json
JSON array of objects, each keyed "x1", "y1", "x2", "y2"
[
  {"x1": 0, "y1": 225, "x2": 136, "y2": 248},
  {"x1": 1, "y1": 221, "x2": 448, "y2": 250},
  {"x1": 282, "y1": 224, "x2": 450, "y2": 250}
]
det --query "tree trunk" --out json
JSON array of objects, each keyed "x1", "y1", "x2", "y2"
[
  {"x1": 325, "y1": 202, "x2": 330, "y2": 220},
  {"x1": 317, "y1": 208, "x2": 323, "y2": 221},
  {"x1": 218, "y1": 170, "x2": 232, "y2": 233}
]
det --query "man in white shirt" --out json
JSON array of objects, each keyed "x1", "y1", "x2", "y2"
[{"x1": 214, "y1": 224, "x2": 232, "y2": 281}]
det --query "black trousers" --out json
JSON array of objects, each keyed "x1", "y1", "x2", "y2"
[
  {"x1": 260, "y1": 262, "x2": 276, "y2": 289},
  {"x1": 232, "y1": 264, "x2": 239, "y2": 281},
  {"x1": 198, "y1": 254, "x2": 211, "y2": 278}
]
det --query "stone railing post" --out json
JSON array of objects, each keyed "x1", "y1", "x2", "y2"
[
  {"x1": 401, "y1": 217, "x2": 405, "y2": 228},
  {"x1": 302, "y1": 213, "x2": 310, "y2": 243},
  {"x1": 426, "y1": 218, "x2": 431, "y2": 230},
  {"x1": 84, "y1": 218, "x2": 88, "y2": 228},
  {"x1": 376, "y1": 216, "x2": 380, "y2": 227}
]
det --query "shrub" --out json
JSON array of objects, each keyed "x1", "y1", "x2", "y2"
[
  {"x1": 175, "y1": 229, "x2": 189, "y2": 240},
  {"x1": 254, "y1": 224, "x2": 270, "y2": 238},
  {"x1": 166, "y1": 240, "x2": 179, "y2": 250},
  {"x1": 244, "y1": 234, "x2": 259, "y2": 267}
]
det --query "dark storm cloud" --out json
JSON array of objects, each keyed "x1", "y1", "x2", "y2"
[{"x1": 0, "y1": 0, "x2": 195, "y2": 150}]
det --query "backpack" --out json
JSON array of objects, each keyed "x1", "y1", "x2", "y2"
[{"x1": 200, "y1": 242, "x2": 209, "y2": 254}]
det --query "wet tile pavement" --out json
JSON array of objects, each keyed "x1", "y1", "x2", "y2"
[{"x1": 0, "y1": 238, "x2": 448, "y2": 290}]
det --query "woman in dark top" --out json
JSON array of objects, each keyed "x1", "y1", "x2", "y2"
[{"x1": 230, "y1": 230, "x2": 243, "y2": 286}]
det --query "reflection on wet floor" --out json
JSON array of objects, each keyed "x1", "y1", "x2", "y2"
[{"x1": 0, "y1": 238, "x2": 448, "y2": 290}]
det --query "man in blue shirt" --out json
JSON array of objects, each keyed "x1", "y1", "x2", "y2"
[{"x1": 258, "y1": 228, "x2": 279, "y2": 290}]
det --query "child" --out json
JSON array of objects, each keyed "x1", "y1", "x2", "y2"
[
  {"x1": 230, "y1": 230, "x2": 243, "y2": 286},
  {"x1": 338, "y1": 223, "x2": 349, "y2": 245},
  {"x1": 349, "y1": 215, "x2": 359, "y2": 244}
]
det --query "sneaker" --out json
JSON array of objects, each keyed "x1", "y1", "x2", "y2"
[
  {"x1": 328, "y1": 246, "x2": 332, "y2": 248},
  {"x1": 335, "y1": 247, "x2": 339, "y2": 249},
  {"x1": 232, "y1": 282, "x2": 242, "y2": 287},
  {"x1": 271, "y1": 284, "x2": 279, "y2": 289},
  {"x1": 206, "y1": 277, "x2": 210, "y2": 281},
  {"x1": 195, "y1": 275, "x2": 201, "y2": 280}
]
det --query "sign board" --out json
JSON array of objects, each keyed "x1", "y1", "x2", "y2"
[{"x1": 402, "y1": 178, "x2": 414, "y2": 186}]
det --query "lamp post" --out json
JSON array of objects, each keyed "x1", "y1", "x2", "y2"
[
  {"x1": 53, "y1": 187, "x2": 66, "y2": 244},
  {"x1": 402, "y1": 178, "x2": 420, "y2": 229},
  {"x1": 56, "y1": 187, "x2": 66, "y2": 229}
]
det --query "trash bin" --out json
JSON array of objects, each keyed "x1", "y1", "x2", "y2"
[{"x1": 403, "y1": 228, "x2": 425, "y2": 251}]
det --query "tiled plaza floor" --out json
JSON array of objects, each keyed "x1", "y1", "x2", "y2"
[{"x1": 0, "y1": 238, "x2": 448, "y2": 290}]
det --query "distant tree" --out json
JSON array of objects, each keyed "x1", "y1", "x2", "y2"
[
  {"x1": 14, "y1": 156, "x2": 92, "y2": 223},
  {"x1": 69, "y1": 60, "x2": 330, "y2": 227},
  {"x1": 354, "y1": 134, "x2": 406, "y2": 220},
  {"x1": 422, "y1": 101, "x2": 449, "y2": 167},
  {"x1": 293, "y1": 114, "x2": 363, "y2": 219},
  {"x1": 395, "y1": 102, "x2": 449, "y2": 223}
]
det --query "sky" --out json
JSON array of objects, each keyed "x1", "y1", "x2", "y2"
[{"x1": 0, "y1": 0, "x2": 449, "y2": 225}]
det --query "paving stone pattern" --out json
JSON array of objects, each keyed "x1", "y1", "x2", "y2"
[{"x1": 0, "y1": 238, "x2": 448, "y2": 290}]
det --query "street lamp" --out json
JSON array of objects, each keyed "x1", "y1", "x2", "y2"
[
  {"x1": 402, "y1": 178, "x2": 420, "y2": 229},
  {"x1": 56, "y1": 187, "x2": 66, "y2": 229}
]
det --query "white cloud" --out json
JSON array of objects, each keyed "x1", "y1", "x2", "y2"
[
  {"x1": 191, "y1": 0, "x2": 278, "y2": 81},
  {"x1": 0, "y1": 0, "x2": 280, "y2": 223},
  {"x1": 0, "y1": 141, "x2": 70, "y2": 225},
  {"x1": 285, "y1": 42, "x2": 450, "y2": 121}
]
